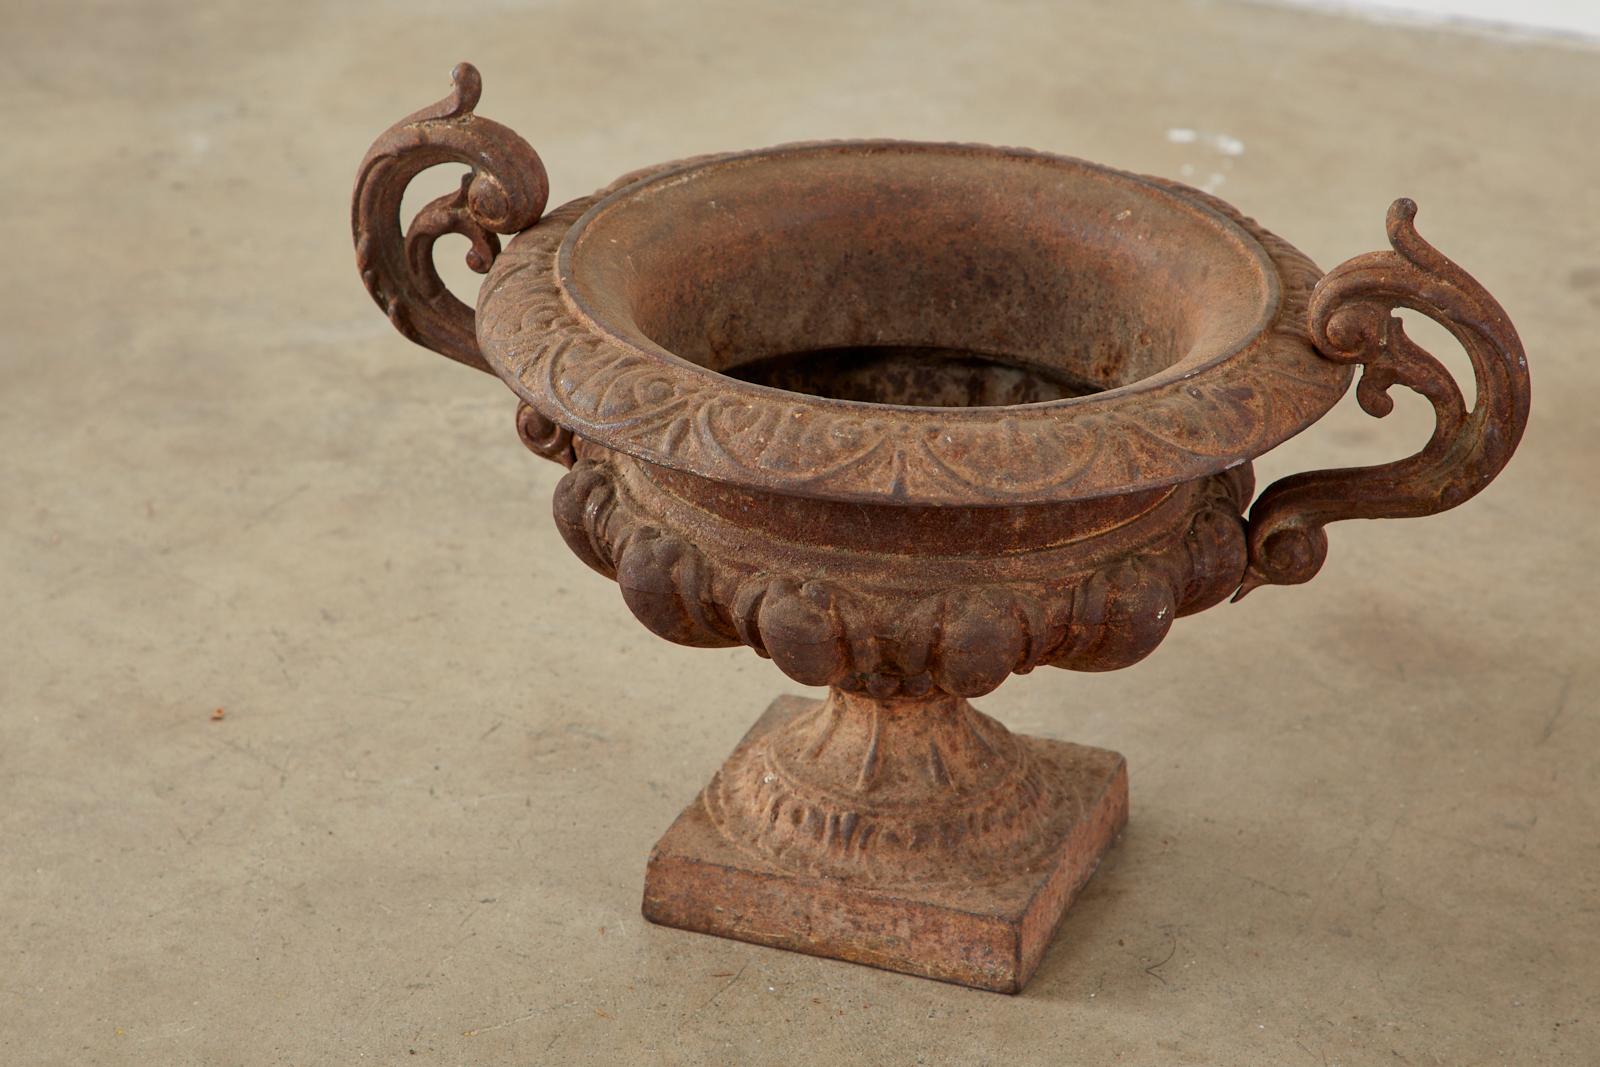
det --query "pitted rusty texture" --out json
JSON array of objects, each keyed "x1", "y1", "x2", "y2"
[{"x1": 353, "y1": 62, "x2": 1531, "y2": 993}]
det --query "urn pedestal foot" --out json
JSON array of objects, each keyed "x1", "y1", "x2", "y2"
[{"x1": 641, "y1": 693, "x2": 1128, "y2": 993}]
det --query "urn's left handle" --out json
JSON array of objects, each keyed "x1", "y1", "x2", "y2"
[{"x1": 351, "y1": 62, "x2": 549, "y2": 374}]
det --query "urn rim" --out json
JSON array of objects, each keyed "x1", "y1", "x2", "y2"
[{"x1": 477, "y1": 140, "x2": 1351, "y2": 506}]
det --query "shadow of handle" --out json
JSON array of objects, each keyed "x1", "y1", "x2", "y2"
[
  {"x1": 351, "y1": 61, "x2": 548, "y2": 374},
  {"x1": 1235, "y1": 198, "x2": 1531, "y2": 599}
]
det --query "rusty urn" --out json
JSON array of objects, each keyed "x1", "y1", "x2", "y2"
[{"x1": 352, "y1": 64, "x2": 1530, "y2": 993}]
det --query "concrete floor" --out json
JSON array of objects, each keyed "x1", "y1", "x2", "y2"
[{"x1": 4, "y1": 1, "x2": 1597, "y2": 1063}]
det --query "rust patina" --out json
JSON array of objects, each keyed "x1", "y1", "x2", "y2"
[{"x1": 352, "y1": 64, "x2": 1531, "y2": 993}]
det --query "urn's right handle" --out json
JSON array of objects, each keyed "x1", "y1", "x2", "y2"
[{"x1": 1234, "y1": 199, "x2": 1531, "y2": 599}]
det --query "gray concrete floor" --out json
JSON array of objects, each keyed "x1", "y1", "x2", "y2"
[{"x1": 4, "y1": 1, "x2": 1597, "y2": 1064}]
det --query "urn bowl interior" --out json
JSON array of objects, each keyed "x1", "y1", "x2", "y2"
[{"x1": 561, "y1": 142, "x2": 1279, "y2": 409}]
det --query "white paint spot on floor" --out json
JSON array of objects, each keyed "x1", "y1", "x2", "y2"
[
  {"x1": 1168, "y1": 128, "x2": 1245, "y2": 190},
  {"x1": 1167, "y1": 127, "x2": 1244, "y2": 155},
  {"x1": 1212, "y1": 133, "x2": 1246, "y2": 156}
]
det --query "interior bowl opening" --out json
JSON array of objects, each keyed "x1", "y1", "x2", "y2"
[
  {"x1": 724, "y1": 344, "x2": 1102, "y2": 407},
  {"x1": 563, "y1": 144, "x2": 1276, "y2": 411}
]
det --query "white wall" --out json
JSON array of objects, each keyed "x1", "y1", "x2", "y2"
[{"x1": 1276, "y1": 0, "x2": 1600, "y2": 40}]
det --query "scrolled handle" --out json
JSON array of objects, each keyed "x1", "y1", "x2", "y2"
[
  {"x1": 351, "y1": 62, "x2": 548, "y2": 372},
  {"x1": 1235, "y1": 198, "x2": 1530, "y2": 599},
  {"x1": 516, "y1": 401, "x2": 576, "y2": 468}
]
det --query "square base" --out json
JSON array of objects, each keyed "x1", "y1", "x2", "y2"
[{"x1": 642, "y1": 695, "x2": 1128, "y2": 993}]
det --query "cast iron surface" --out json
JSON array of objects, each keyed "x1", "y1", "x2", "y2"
[
  {"x1": 480, "y1": 142, "x2": 1352, "y2": 506},
  {"x1": 352, "y1": 63, "x2": 548, "y2": 373},
  {"x1": 640, "y1": 693, "x2": 1130, "y2": 993},
  {"x1": 351, "y1": 63, "x2": 1532, "y2": 992}
]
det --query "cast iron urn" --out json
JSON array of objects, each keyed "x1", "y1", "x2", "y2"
[{"x1": 352, "y1": 64, "x2": 1530, "y2": 992}]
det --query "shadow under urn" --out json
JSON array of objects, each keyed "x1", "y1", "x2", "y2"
[{"x1": 353, "y1": 64, "x2": 1531, "y2": 993}]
